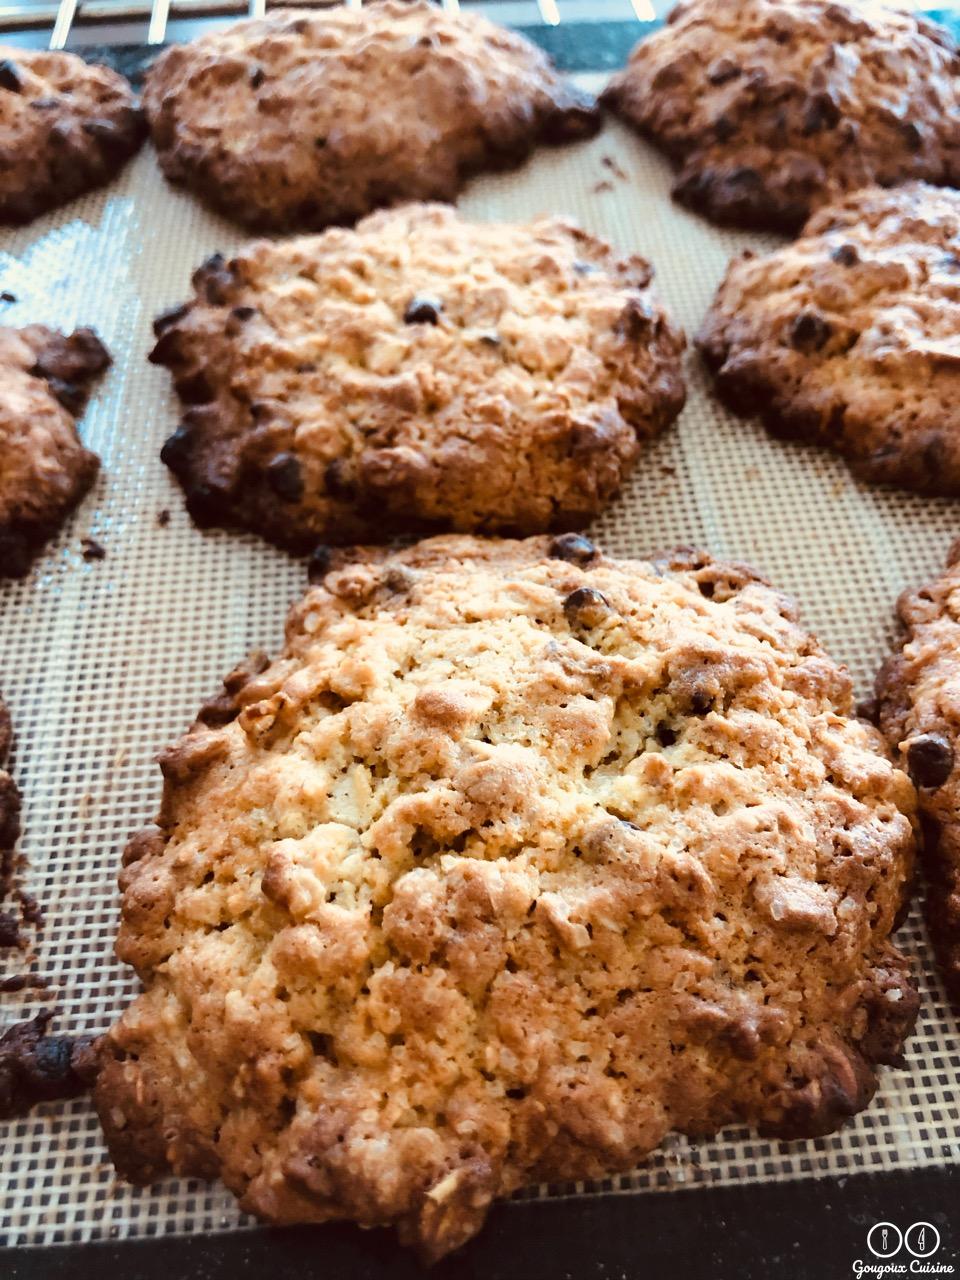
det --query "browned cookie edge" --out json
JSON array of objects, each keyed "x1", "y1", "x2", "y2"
[{"x1": 1, "y1": 327, "x2": 111, "y2": 578}]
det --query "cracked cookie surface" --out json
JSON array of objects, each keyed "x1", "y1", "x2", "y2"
[
  {"x1": 602, "y1": 0, "x2": 960, "y2": 233},
  {"x1": 697, "y1": 183, "x2": 960, "y2": 494},
  {"x1": 0, "y1": 46, "x2": 144, "y2": 224},
  {"x1": 0, "y1": 325, "x2": 111, "y2": 577},
  {"x1": 97, "y1": 533, "x2": 917, "y2": 1260},
  {"x1": 150, "y1": 203, "x2": 686, "y2": 552},
  {"x1": 143, "y1": 1, "x2": 600, "y2": 232},
  {"x1": 877, "y1": 542, "x2": 960, "y2": 1004}
]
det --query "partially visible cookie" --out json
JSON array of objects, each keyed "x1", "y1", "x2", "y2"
[
  {"x1": 602, "y1": 0, "x2": 960, "y2": 233},
  {"x1": 150, "y1": 203, "x2": 686, "y2": 552},
  {"x1": 0, "y1": 47, "x2": 144, "y2": 224},
  {"x1": 97, "y1": 533, "x2": 917, "y2": 1259},
  {"x1": 877, "y1": 543, "x2": 960, "y2": 1004},
  {"x1": 697, "y1": 183, "x2": 960, "y2": 494},
  {"x1": 143, "y1": 1, "x2": 600, "y2": 232},
  {"x1": 0, "y1": 1011, "x2": 100, "y2": 1118},
  {"x1": 0, "y1": 325, "x2": 111, "y2": 578},
  {"x1": 0, "y1": 691, "x2": 20, "y2": 912}
]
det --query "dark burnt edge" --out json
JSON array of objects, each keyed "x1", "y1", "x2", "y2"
[
  {"x1": 0, "y1": 94, "x2": 146, "y2": 226},
  {"x1": 596, "y1": 86, "x2": 815, "y2": 236},
  {"x1": 599, "y1": 6, "x2": 960, "y2": 237},
  {"x1": 913, "y1": 812, "x2": 960, "y2": 1005},
  {"x1": 194, "y1": 650, "x2": 271, "y2": 729},
  {"x1": 601, "y1": 81, "x2": 803, "y2": 236},
  {"x1": 694, "y1": 328, "x2": 960, "y2": 498},
  {"x1": 1, "y1": 328, "x2": 110, "y2": 580},
  {"x1": 0, "y1": 699, "x2": 23, "y2": 949},
  {"x1": 147, "y1": 80, "x2": 604, "y2": 236},
  {"x1": 0, "y1": 471, "x2": 99, "y2": 580},
  {"x1": 876, "y1": 610, "x2": 960, "y2": 1009},
  {"x1": 0, "y1": 1009, "x2": 100, "y2": 1120},
  {"x1": 147, "y1": 296, "x2": 684, "y2": 558}
]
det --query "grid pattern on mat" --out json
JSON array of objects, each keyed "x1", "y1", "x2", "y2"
[{"x1": 2, "y1": 72, "x2": 959, "y2": 1248}]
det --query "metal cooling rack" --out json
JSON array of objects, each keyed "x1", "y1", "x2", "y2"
[{"x1": 0, "y1": 0, "x2": 659, "y2": 50}]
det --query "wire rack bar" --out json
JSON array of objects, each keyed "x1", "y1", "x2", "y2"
[
  {"x1": 146, "y1": 0, "x2": 171, "y2": 42},
  {"x1": 48, "y1": 0, "x2": 78, "y2": 46},
  {"x1": 4, "y1": 0, "x2": 598, "y2": 40}
]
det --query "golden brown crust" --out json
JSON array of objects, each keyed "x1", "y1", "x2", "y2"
[
  {"x1": 697, "y1": 183, "x2": 960, "y2": 495},
  {"x1": 0, "y1": 46, "x2": 144, "y2": 224},
  {"x1": 602, "y1": 0, "x2": 960, "y2": 233},
  {"x1": 0, "y1": 325, "x2": 111, "y2": 577},
  {"x1": 876, "y1": 544, "x2": 960, "y2": 1003},
  {"x1": 97, "y1": 533, "x2": 918, "y2": 1259},
  {"x1": 143, "y1": 2, "x2": 600, "y2": 232},
  {"x1": 150, "y1": 204, "x2": 686, "y2": 551}
]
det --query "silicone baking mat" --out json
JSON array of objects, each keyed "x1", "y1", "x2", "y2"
[{"x1": 2, "y1": 71, "x2": 959, "y2": 1249}]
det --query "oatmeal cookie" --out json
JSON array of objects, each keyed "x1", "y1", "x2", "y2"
[
  {"x1": 0, "y1": 47, "x2": 144, "y2": 224},
  {"x1": 877, "y1": 542, "x2": 960, "y2": 1003},
  {"x1": 602, "y1": 0, "x2": 960, "y2": 233},
  {"x1": 151, "y1": 203, "x2": 686, "y2": 551},
  {"x1": 697, "y1": 183, "x2": 960, "y2": 494},
  {"x1": 0, "y1": 325, "x2": 111, "y2": 577},
  {"x1": 97, "y1": 533, "x2": 917, "y2": 1260},
  {"x1": 144, "y1": 2, "x2": 600, "y2": 232}
]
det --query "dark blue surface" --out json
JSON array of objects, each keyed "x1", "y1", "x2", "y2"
[{"x1": 6, "y1": 1165, "x2": 960, "y2": 1280}]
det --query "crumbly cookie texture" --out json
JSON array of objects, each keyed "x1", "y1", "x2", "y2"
[
  {"x1": 602, "y1": 0, "x2": 960, "y2": 233},
  {"x1": 143, "y1": 1, "x2": 600, "y2": 232},
  {"x1": 697, "y1": 183, "x2": 960, "y2": 495},
  {"x1": 150, "y1": 203, "x2": 686, "y2": 552},
  {"x1": 97, "y1": 534, "x2": 918, "y2": 1260},
  {"x1": 0, "y1": 325, "x2": 111, "y2": 578},
  {"x1": 877, "y1": 542, "x2": 960, "y2": 1004},
  {"x1": 0, "y1": 46, "x2": 144, "y2": 224}
]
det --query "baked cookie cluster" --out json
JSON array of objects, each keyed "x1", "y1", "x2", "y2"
[
  {"x1": 96, "y1": 535, "x2": 918, "y2": 1259},
  {"x1": 5, "y1": 0, "x2": 958, "y2": 1261}
]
